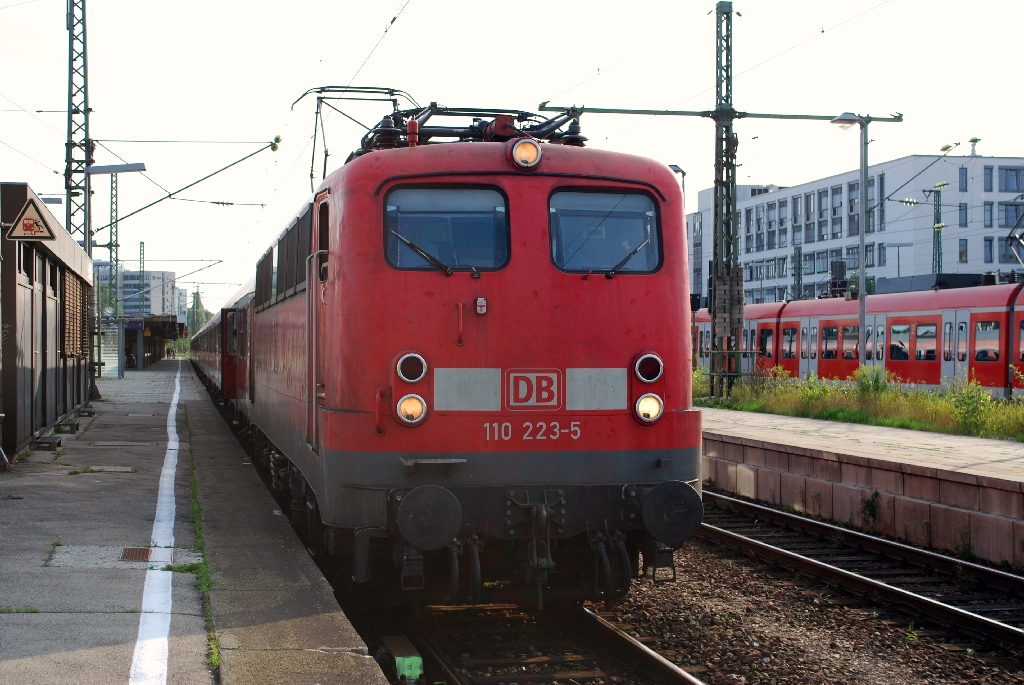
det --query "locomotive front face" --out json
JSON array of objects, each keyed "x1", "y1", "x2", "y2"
[{"x1": 314, "y1": 140, "x2": 702, "y2": 600}]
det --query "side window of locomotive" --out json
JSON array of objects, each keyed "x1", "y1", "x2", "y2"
[
  {"x1": 975, "y1": 320, "x2": 1000, "y2": 362},
  {"x1": 943, "y1": 322, "x2": 954, "y2": 361},
  {"x1": 957, "y1": 322, "x2": 968, "y2": 362},
  {"x1": 385, "y1": 187, "x2": 509, "y2": 271},
  {"x1": 549, "y1": 191, "x2": 660, "y2": 274},
  {"x1": 800, "y1": 326, "x2": 808, "y2": 359},
  {"x1": 317, "y1": 201, "x2": 329, "y2": 282},
  {"x1": 821, "y1": 326, "x2": 838, "y2": 360},
  {"x1": 889, "y1": 324, "x2": 910, "y2": 361},
  {"x1": 782, "y1": 327, "x2": 797, "y2": 359},
  {"x1": 759, "y1": 328, "x2": 773, "y2": 358},
  {"x1": 915, "y1": 323, "x2": 937, "y2": 361}
]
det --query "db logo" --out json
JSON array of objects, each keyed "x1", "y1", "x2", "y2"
[{"x1": 505, "y1": 369, "x2": 560, "y2": 410}]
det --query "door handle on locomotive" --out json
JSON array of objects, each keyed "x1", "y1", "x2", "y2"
[{"x1": 456, "y1": 300, "x2": 465, "y2": 346}]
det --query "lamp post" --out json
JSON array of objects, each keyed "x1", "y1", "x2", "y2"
[{"x1": 831, "y1": 112, "x2": 902, "y2": 369}]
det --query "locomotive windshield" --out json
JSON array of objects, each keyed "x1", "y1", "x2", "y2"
[
  {"x1": 385, "y1": 187, "x2": 509, "y2": 271},
  {"x1": 549, "y1": 191, "x2": 660, "y2": 274}
]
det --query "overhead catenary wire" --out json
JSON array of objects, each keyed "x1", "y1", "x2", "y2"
[{"x1": 0, "y1": 138, "x2": 60, "y2": 174}]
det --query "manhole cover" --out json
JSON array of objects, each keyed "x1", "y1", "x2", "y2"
[
  {"x1": 120, "y1": 547, "x2": 151, "y2": 562},
  {"x1": 90, "y1": 442, "x2": 155, "y2": 447}
]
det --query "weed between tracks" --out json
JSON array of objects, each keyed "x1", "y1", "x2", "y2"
[
  {"x1": 164, "y1": 403, "x2": 221, "y2": 674},
  {"x1": 695, "y1": 365, "x2": 1024, "y2": 441}
]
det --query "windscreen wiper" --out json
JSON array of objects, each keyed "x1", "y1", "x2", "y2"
[
  {"x1": 390, "y1": 230, "x2": 453, "y2": 276},
  {"x1": 606, "y1": 237, "x2": 650, "y2": 279}
]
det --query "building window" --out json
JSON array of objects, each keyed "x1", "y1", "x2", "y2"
[
  {"x1": 878, "y1": 243, "x2": 887, "y2": 266},
  {"x1": 959, "y1": 167, "x2": 968, "y2": 192},
  {"x1": 805, "y1": 223, "x2": 815, "y2": 244},
  {"x1": 879, "y1": 174, "x2": 885, "y2": 230},
  {"x1": 959, "y1": 238, "x2": 968, "y2": 263},
  {"x1": 984, "y1": 166, "x2": 993, "y2": 192},
  {"x1": 865, "y1": 243, "x2": 875, "y2": 267},
  {"x1": 803, "y1": 252, "x2": 814, "y2": 275},
  {"x1": 848, "y1": 181, "x2": 859, "y2": 215},
  {"x1": 767, "y1": 229, "x2": 776, "y2": 250},
  {"x1": 999, "y1": 167, "x2": 1024, "y2": 193},
  {"x1": 817, "y1": 220, "x2": 827, "y2": 242},
  {"x1": 829, "y1": 248, "x2": 842, "y2": 272},
  {"x1": 745, "y1": 235, "x2": 753, "y2": 254},
  {"x1": 999, "y1": 203, "x2": 1024, "y2": 229},
  {"x1": 777, "y1": 256, "x2": 788, "y2": 277},
  {"x1": 959, "y1": 203, "x2": 968, "y2": 227},
  {"x1": 791, "y1": 196, "x2": 800, "y2": 224},
  {"x1": 745, "y1": 208, "x2": 753, "y2": 234},
  {"x1": 845, "y1": 245, "x2": 859, "y2": 269},
  {"x1": 984, "y1": 202, "x2": 994, "y2": 228},
  {"x1": 756, "y1": 205, "x2": 765, "y2": 231},
  {"x1": 792, "y1": 226, "x2": 801, "y2": 246},
  {"x1": 831, "y1": 216, "x2": 842, "y2": 239},
  {"x1": 984, "y1": 237, "x2": 994, "y2": 263},
  {"x1": 805, "y1": 192, "x2": 815, "y2": 222},
  {"x1": 818, "y1": 189, "x2": 829, "y2": 220},
  {"x1": 779, "y1": 226, "x2": 788, "y2": 249},
  {"x1": 778, "y1": 199, "x2": 787, "y2": 227},
  {"x1": 756, "y1": 232, "x2": 765, "y2": 252},
  {"x1": 815, "y1": 250, "x2": 828, "y2": 273},
  {"x1": 999, "y1": 238, "x2": 1020, "y2": 264},
  {"x1": 848, "y1": 212, "x2": 860, "y2": 236},
  {"x1": 831, "y1": 186, "x2": 843, "y2": 217}
]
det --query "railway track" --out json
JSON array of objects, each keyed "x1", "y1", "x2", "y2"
[
  {"x1": 374, "y1": 603, "x2": 704, "y2": 685},
  {"x1": 699, "y1": 491, "x2": 1024, "y2": 650}
]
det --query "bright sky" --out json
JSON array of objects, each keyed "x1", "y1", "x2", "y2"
[{"x1": 2, "y1": 0, "x2": 1022, "y2": 310}]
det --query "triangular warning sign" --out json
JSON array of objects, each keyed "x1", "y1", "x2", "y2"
[{"x1": 7, "y1": 198, "x2": 56, "y2": 241}]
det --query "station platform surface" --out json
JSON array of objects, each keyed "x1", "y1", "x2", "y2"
[
  {"x1": 702, "y1": 407, "x2": 1024, "y2": 484},
  {"x1": 700, "y1": 407, "x2": 1024, "y2": 567},
  {"x1": 0, "y1": 360, "x2": 386, "y2": 685}
]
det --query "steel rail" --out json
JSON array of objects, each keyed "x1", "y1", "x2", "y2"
[
  {"x1": 704, "y1": 491, "x2": 1024, "y2": 595},
  {"x1": 583, "y1": 606, "x2": 706, "y2": 685},
  {"x1": 698, "y1": 522, "x2": 1024, "y2": 648}
]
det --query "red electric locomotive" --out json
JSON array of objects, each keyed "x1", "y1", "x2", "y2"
[
  {"x1": 195, "y1": 101, "x2": 703, "y2": 605},
  {"x1": 694, "y1": 281, "x2": 1024, "y2": 393}
]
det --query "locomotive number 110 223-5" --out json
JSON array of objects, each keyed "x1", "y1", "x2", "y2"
[{"x1": 484, "y1": 421, "x2": 581, "y2": 441}]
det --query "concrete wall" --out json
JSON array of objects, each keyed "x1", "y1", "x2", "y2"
[{"x1": 702, "y1": 429, "x2": 1024, "y2": 568}]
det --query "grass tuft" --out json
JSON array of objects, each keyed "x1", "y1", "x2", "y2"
[
  {"x1": 68, "y1": 466, "x2": 103, "y2": 475},
  {"x1": 695, "y1": 365, "x2": 1024, "y2": 442}
]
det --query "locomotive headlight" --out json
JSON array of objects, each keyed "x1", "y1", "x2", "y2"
[
  {"x1": 634, "y1": 353, "x2": 664, "y2": 383},
  {"x1": 510, "y1": 138, "x2": 542, "y2": 169},
  {"x1": 397, "y1": 394, "x2": 427, "y2": 425},
  {"x1": 635, "y1": 393, "x2": 664, "y2": 423}
]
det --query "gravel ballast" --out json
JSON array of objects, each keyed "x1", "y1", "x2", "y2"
[{"x1": 613, "y1": 541, "x2": 1024, "y2": 684}]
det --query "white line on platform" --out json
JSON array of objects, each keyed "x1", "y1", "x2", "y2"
[{"x1": 129, "y1": 363, "x2": 182, "y2": 685}]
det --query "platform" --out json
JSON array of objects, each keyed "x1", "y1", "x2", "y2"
[
  {"x1": 701, "y1": 407, "x2": 1024, "y2": 568},
  {"x1": 0, "y1": 360, "x2": 386, "y2": 684}
]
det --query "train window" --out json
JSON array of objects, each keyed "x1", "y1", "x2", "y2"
[
  {"x1": 801, "y1": 326, "x2": 808, "y2": 359},
  {"x1": 549, "y1": 191, "x2": 660, "y2": 274},
  {"x1": 283, "y1": 225, "x2": 297, "y2": 292},
  {"x1": 821, "y1": 327, "x2": 838, "y2": 360},
  {"x1": 697, "y1": 330, "x2": 703, "y2": 357},
  {"x1": 842, "y1": 325, "x2": 859, "y2": 360},
  {"x1": 957, "y1": 322, "x2": 967, "y2": 362},
  {"x1": 318, "y1": 201, "x2": 329, "y2": 282},
  {"x1": 1019, "y1": 321, "x2": 1024, "y2": 362},
  {"x1": 875, "y1": 325, "x2": 885, "y2": 361},
  {"x1": 943, "y1": 322, "x2": 954, "y2": 361},
  {"x1": 742, "y1": 329, "x2": 748, "y2": 351},
  {"x1": 226, "y1": 312, "x2": 237, "y2": 355},
  {"x1": 783, "y1": 327, "x2": 797, "y2": 359},
  {"x1": 810, "y1": 327, "x2": 817, "y2": 359},
  {"x1": 865, "y1": 327, "x2": 873, "y2": 360},
  {"x1": 759, "y1": 329, "x2": 773, "y2": 358},
  {"x1": 297, "y1": 207, "x2": 311, "y2": 287},
  {"x1": 975, "y1": 320, "x2": 1000, "y2": 362},
  {"x1": 890, "y1": 324, "x2": 910, "y2": 361},
  {"x1": 915, "y1": 324, "x2": 937, "y2": 361},
  {"x1": 271, "y1": 244, "x2": 279, "y2": 300},
  {"x1": 385, "y1": 187, "x2": 509, "y2": 272}
]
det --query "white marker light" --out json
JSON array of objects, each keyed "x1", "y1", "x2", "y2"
[
  {"x1": 397, "y1": 394, "x2": 427, "y2": 424},
  {"x1": 635, "y1": 393, "x2": 664, "y2": 423}
]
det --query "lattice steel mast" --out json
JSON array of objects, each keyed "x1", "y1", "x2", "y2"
[
  {"x1": 709, "y1": 0, "x2": 742, "y2": 397},
  {"x1": 65, "y1": 0, "x2": 91, "y2": 246},
  {"x1": 139, "y1": 241, "x2": 146, "y2": 314},
  {"x1": 109, "y1": 174, "x2": 118, "y2": 314}
]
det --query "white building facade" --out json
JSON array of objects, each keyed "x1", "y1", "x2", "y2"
[
  {"x1": 686, "y1": 153, "x2": 1024, "y2": 304},
  {"x1": 94, "y1": 261, "x2": 187, "y2": 318}
]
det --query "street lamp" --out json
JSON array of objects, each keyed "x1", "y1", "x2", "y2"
[{"x1": 831, "y1": 111, "x2": 902, "y2": 369}]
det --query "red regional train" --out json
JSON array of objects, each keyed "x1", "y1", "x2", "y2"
[
  {"x1": 693, "y1": 281, "x2": 1024, "y2": 393},
  {"x1": 193, "y1": 100, "x2": 702, "y2": 605}
]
